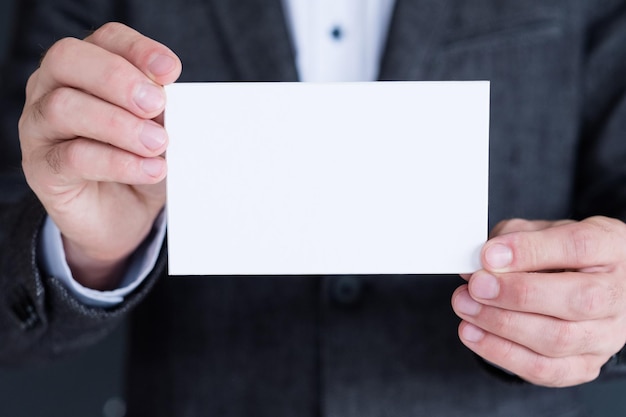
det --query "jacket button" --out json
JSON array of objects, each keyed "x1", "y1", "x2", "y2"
[
  {"x1": 330, "y1": 275, "x2": 363, "y2": 306},
  {"x1": 9, "y1": 285, "x2": 40, "y2": 331}
]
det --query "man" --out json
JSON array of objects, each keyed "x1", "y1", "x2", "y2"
[{"x1": 2, "y1": 0, "x2": 626, "y2": 415}]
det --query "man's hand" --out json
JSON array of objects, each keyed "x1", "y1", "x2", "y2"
[
  {"x1": 19, "y1": 23, "x2": 182, "y2": 290},
  {"x1": 452, "y1": 216, "x2": 626, "y2": 387}
]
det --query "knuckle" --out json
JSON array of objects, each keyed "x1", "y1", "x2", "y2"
[
  {"x1": 25, "y1": 88, "x2": 74, "y2": 133},
  {"x1": 93, "y1": 22, "x2": 154, "y2": 73},
  {"x1": 18, "y1": 103, "x2": 35, "y2": 135},
  {"x1": 126, "y1": 36, "x2": 153, "y2": 66},
  {"x1": 41, "y1": 88, "x2": 73, "y2": 126},
  {"x1": 527, "y1": 356, "x2": 567, "y2": 387},
  {"x1": 504, "y1": 218, "x2": 532, "y2": 232},
  {"x1": 526, "y1": 355, "x2": 551, "y2": 382},
  {"x1": 17, "y1": 112, "x2": 28, "y2": 137},
  {"x1": 565, "y1": 216, "x2": 625, "y2": 266},
  {"x1": 93, "y1": 22, "x2": 126, "y2": 42},
  {"x1": 550, "y1": 321, "x2": 583, "y2": 356},
  {"x1": 24, "y1": 71, "x2": 39, "y2": 99},
  {"x1": 42, "y1": 37, "x2": 79, "y2": 70},
  {"x1": 586, "y1": 216, "x2": 626, "y2": 254},
  {"x1": 565, "y1": 225, "x2": 596, "y2": 266},
  {"x1": 571, "y1": 281, "x2": 610, "y2": 318},
  {"x1": 583, "y1": 365, "x2": 601, "y2": 384},
  {"x1": 585, "y1": 216, "x2": 621, "y2": 233},
  {"x1": 489, "y1": 310, "x2": 512, "y2": 336},
  {"x1": 552, "y1": 322, "x2": 573, "y2": 353},
  {"x1": 62, "y1": 139, "x2": 85, "y2": 173},
  {"x1": 490, "y1": 218, "x2": 528, "y2": 237},
  {"x1": 574, "y1": 359, "x2": 602, "y2": 385}
]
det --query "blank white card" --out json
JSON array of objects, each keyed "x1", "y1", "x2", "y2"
[{"x1": 165, "y1": 82, "x2": 490, "y2": 275}]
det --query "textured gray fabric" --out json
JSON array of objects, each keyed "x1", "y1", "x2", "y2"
[{"x1": 2, "y1": 0, "x2": 626, "y2": 416}]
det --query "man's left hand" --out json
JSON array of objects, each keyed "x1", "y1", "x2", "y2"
[{"x1": 452, "y1": 216, "x2": 626, "y2": 387}]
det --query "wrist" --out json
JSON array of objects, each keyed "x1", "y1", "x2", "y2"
[{"x1": 62, "y1": 237, "x2": 131, "y2": 290}]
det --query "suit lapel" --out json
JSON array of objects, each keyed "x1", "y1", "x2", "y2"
[
  {"x1": 209, "y1": 0, "x2": 450, "y2": 82},
  {"x1": 209, "y1": 0, "x2": 298, "y2": 81},
  {"x1": 378, "y1": 0, "x2": 450, "y2": 81}
]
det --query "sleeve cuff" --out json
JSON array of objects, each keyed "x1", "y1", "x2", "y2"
[{"x1": 38, "y1": 211, "x2": 167, "y2": 308}]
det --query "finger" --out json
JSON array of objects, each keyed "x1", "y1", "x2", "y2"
[
  {"x1": 452, "y1": 287, "x2": 617, "y2": 358},
  {"x1": 466, "y1": 270, "x2": 623, "y2": 320},
  {"x1": 481, "y1": 217, "x2": 626, "y2": 273},
  {"x1": 34, "y1": 23, "x2": 181, "y2": 120},
  {"x1": 21, "y1": 87, "x2": 168, "y2": 157},
  {"x1": 26, "y1": 138, "x2": 167, "y2": 190},
  {"x1": 85, "y1": 22, "x2": 181, "y2": 85},
  {"x1": 34, "y1": 37, "x2": 165, "y2": 119},
  {"x1": 457, "y1": 321, "x2": 603, "y2": 387},
  {"x1": 489, "y1": 218, "x2": 574, "y2": 239}
]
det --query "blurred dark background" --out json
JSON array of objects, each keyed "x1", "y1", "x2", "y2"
[
  {"x1": 0, "y1": 1, "x2": 127, "y2": 416},
  {"x1": 1, "y1": 0, "x2": 626, "y2": 415}
]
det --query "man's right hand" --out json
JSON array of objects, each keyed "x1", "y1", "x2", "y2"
[{"x1": 19, "y1": 23, "x2": 182, "y2": 290}]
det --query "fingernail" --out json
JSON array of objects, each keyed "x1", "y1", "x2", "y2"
[
  {"x1": 148, "y1": 54, "x2": 177, "y2": 77},
  {"x1": 134, "y1": 83, "x2": 165, "y2": 113},
  {"x1": 142, "y1": 158, "x2": 165, "y2": 177},
  {"x1": 471, "y1": 273, "x2": 499, "y2": 299},
  {"x1": 485, "y1": 243, "x2": 513, "y2": 269},
  {"x1": 140, "y1": 121, "x2": 167, "y2": 151},
  {"x1": 455, "y1": 290, "x2": 482, "y2": 316},
  {"x1": 462, "y1": 323, "x2": 485, "y2": 343}
]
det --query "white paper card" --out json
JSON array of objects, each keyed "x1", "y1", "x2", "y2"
[{"x1": 165, "y1": 82, "x2": 489, "y2": 275}]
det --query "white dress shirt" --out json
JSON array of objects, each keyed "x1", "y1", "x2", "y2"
[
  {"x1": 40, "y1": 0, "x2": 396, "y2": 307},
  {"x1": 284, "y1": 0, "x2": 395, "y2": 82}
]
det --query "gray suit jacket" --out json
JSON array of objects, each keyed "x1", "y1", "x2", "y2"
[{"x1": 2, "y1": 0, "x2": 626, "y2": 416}]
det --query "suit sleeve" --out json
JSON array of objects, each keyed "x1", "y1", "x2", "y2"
[
  {"x1": 0, "y1": 0, "x2": 164, "y2": 364},
  {"x1": 0, "y1": 193, "x2": 165, "y2": 364},
  {"x1": 574, "y1": 1, "x2": 626, "y2": 222},
  {"x1": 575, "y1": 1, "x2": 626, "y2": 377}
]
